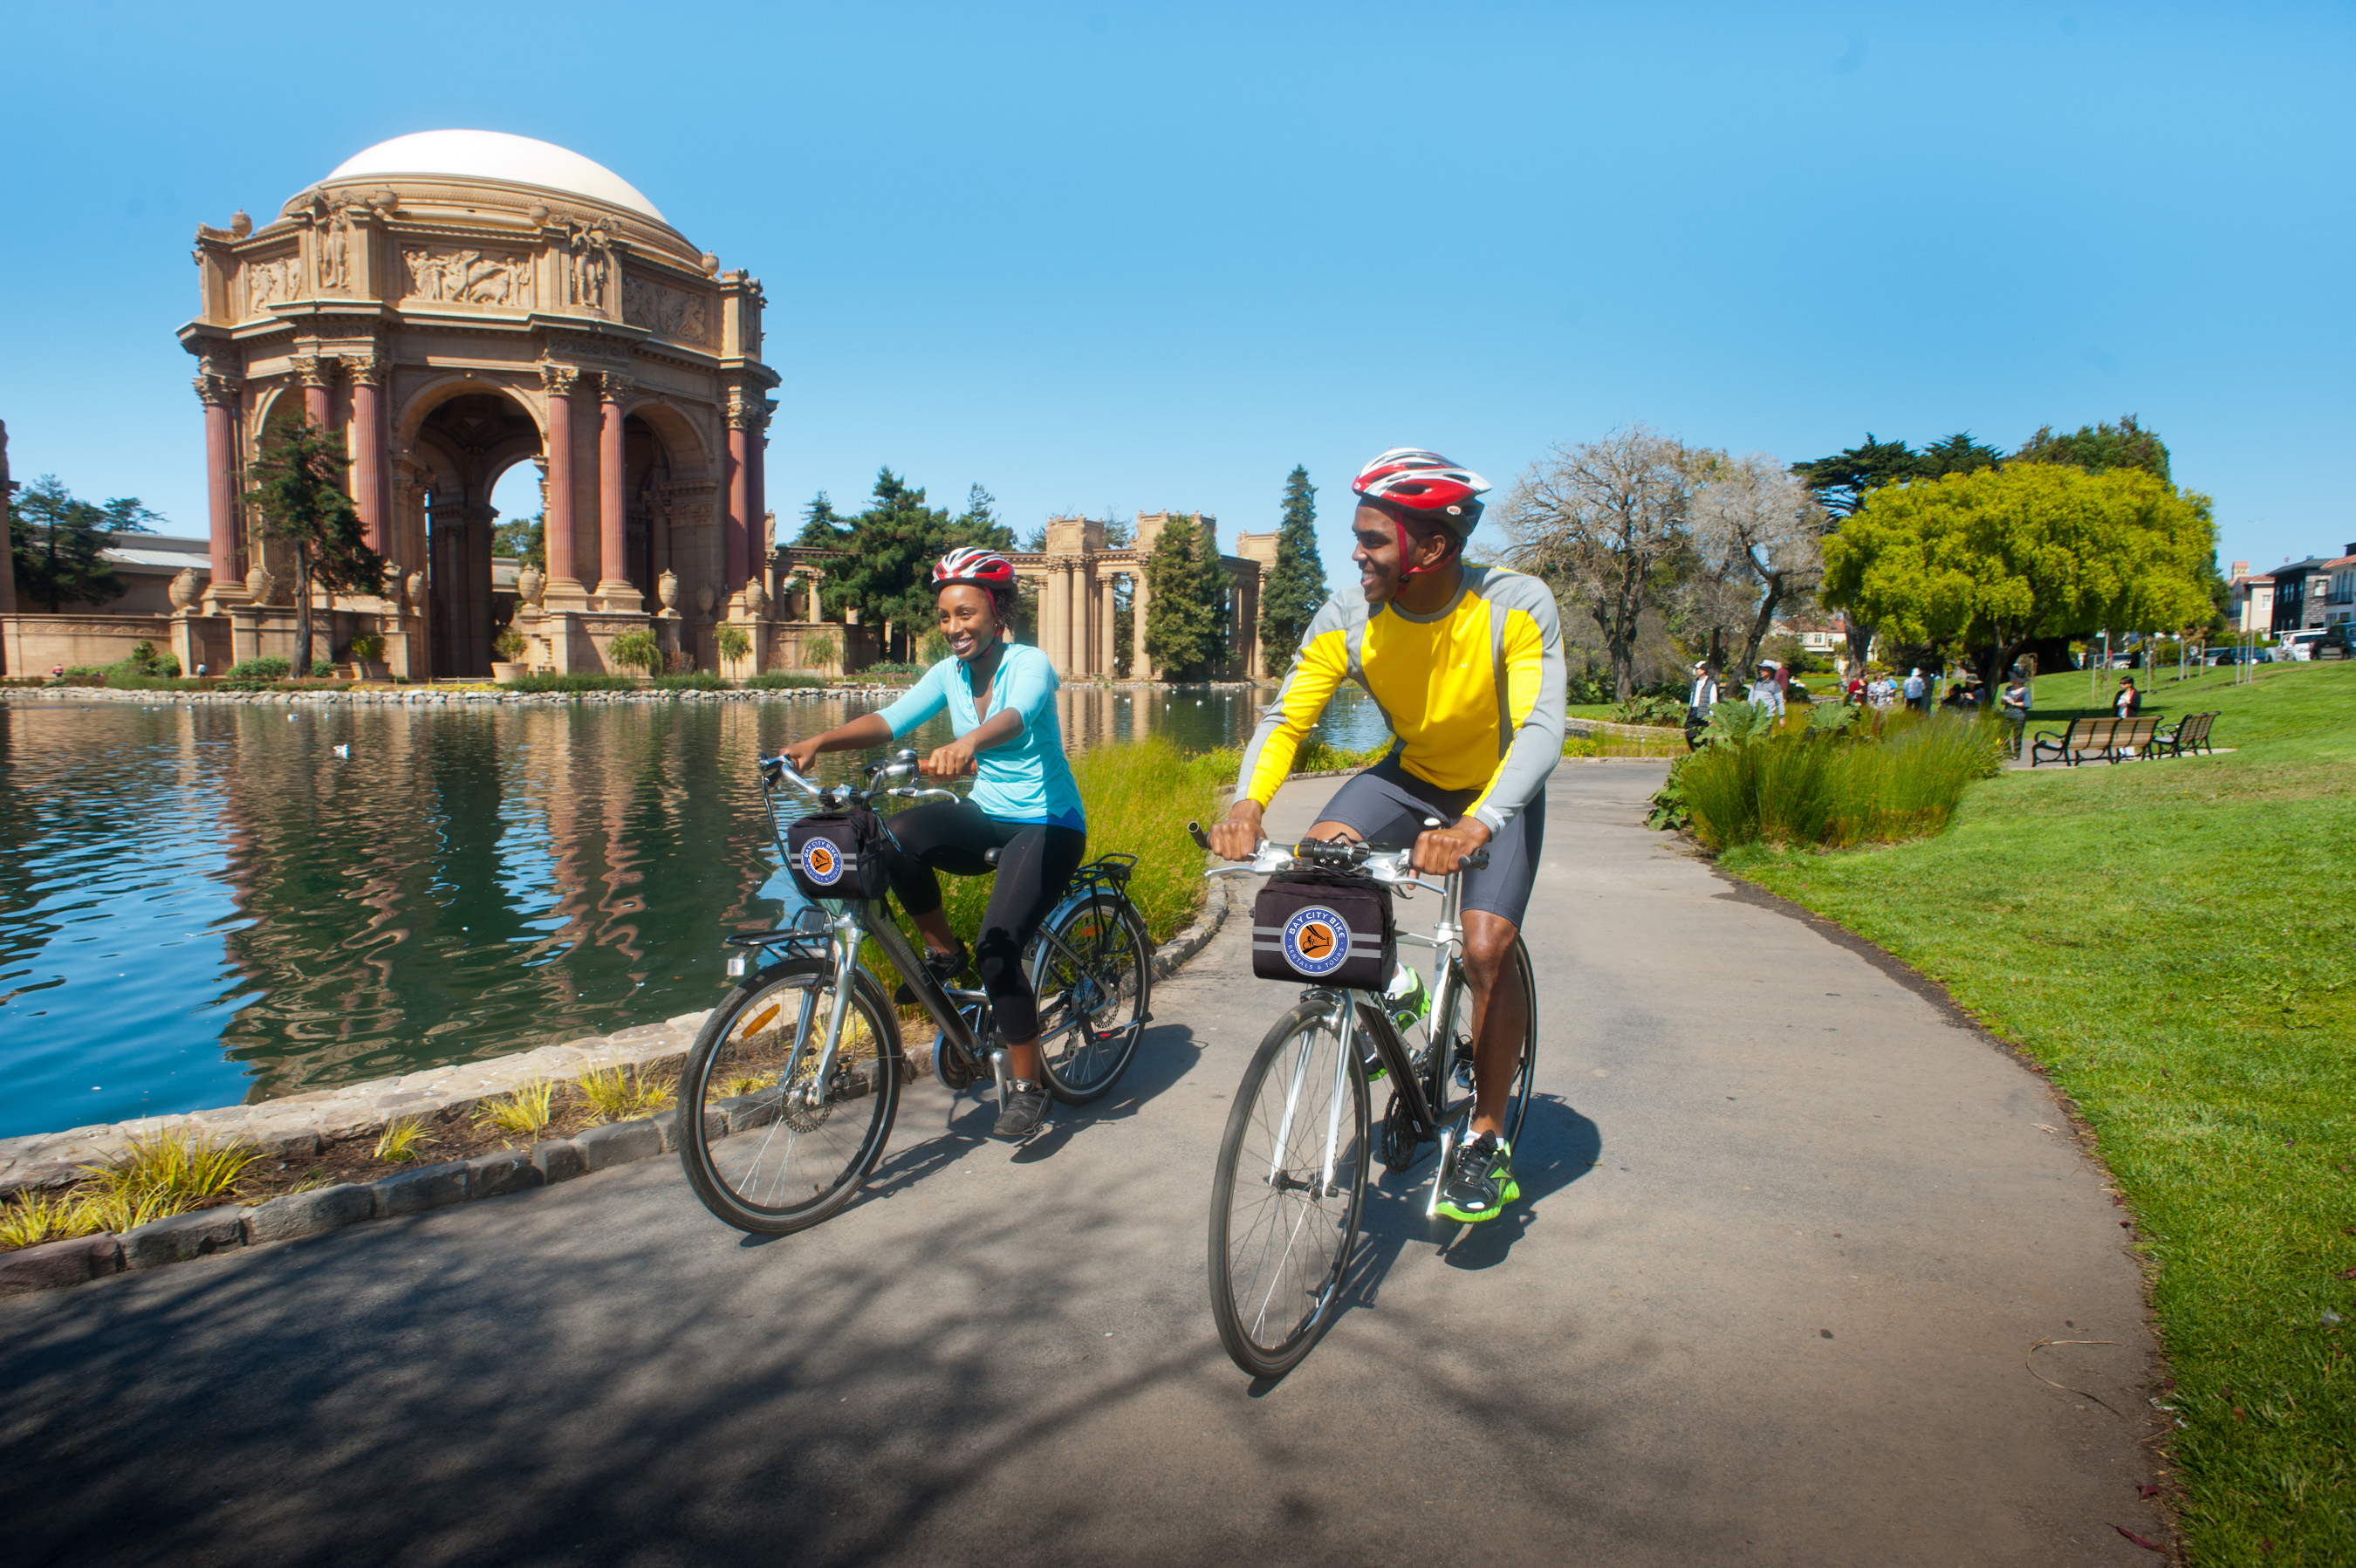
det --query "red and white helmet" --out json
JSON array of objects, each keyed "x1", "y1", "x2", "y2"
[
  {"x1": 1352, "y1": 448, "x2": 1490, "y2": 531},
  {"x1": 930, "y1": 547, "x2": 1017, "y2": 592}
]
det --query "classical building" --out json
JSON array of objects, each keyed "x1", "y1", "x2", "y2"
[{"x1": 174, "y1": 130, "x2": 780, "y2": 678}]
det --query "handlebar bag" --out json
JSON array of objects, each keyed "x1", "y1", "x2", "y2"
[
  {"x1": 1250, "y1": 870, "x2": 1394, "y2": 989},
  {"x1": 786, "y1": 809, "x2": 891, "y2": 901}
]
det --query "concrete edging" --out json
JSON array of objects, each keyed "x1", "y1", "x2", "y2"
[{"x1": 0, "y1": 871, "x2": 1241, "y2": 1302}]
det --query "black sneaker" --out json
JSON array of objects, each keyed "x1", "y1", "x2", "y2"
[
  {"x1": 992, "y1": 1078, "x2": 1049, "y2": 1140},
  {"x1": 1435, "y1": 1131, "x2": 1518, "y2": 1223},
  {"x1": 896, "y1": 939, "x2": 969, "y2": 1005}
]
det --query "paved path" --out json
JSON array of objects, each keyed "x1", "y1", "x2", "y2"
[{"x1": 1, "y1": 764, "x2": 2169, "y2": 1566}]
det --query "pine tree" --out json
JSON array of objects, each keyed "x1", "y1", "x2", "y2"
[
  {"x1": 243, "y1": 423, "x2": 384, "y2": 674},
  {"x1": 1257, "y1": 466, "x2": 1327, "y2": 671},
  {"x1": 8, "y1": 477, "x2": 160, "y2": 613},
  {"x1": 951, "y1": 483, "x2": 1013, "y2": 551},
  {"x1": 794, "y1": 490, "x2": 851, "y2": 548},
  {"x1": 1145, "y1": 512, "x2": 1229, "y2": 680}
]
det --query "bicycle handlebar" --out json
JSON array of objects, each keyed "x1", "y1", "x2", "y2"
[{"x1": 1184, "y1": 820, "x2": 1490, "y2": 874}]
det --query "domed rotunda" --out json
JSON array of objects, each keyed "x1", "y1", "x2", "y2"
[{"x1": 178, "y1": 130, "x2": 780, "y2": 678}]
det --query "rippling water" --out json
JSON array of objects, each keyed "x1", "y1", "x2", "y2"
[{"x1": 0, "y1": 687, "x2": 1385, "y2": 1136}]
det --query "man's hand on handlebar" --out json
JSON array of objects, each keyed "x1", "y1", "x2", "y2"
[
  {"x1": 1206, "y1": 799, "x2": 1264, "y2": 861},
  {"x1": 1413, "y1": 816, "x2": 1491, "y2": 877}
]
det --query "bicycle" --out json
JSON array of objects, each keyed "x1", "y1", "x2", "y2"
[
  {"x1": 675, "y1": 749, "x2": 1154, "y2": 1236},
  {"x1": 1193, "y1": 825, "x2": 1538, "y2": 1378}
]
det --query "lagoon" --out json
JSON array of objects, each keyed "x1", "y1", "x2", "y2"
[{"x1": 0, "y1": 688, "x2": 1383, "y2": 1139}]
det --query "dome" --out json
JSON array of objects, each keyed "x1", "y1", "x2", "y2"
[{"x1": 323, "y1": 130, "x2": 667, "y2": 223}]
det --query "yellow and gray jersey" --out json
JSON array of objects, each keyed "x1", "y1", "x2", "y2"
[{"x1": 1236, "y1": 566, "x2": 1567, "y2": 834}]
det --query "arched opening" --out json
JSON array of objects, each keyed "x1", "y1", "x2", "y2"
[{"x1": 414, "y1": 390, "x2": 540, "y2": 676}]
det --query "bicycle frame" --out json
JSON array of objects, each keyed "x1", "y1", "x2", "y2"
[{"x1": 1199, "y1": 828, "x2": 1482, "y2": 1212}]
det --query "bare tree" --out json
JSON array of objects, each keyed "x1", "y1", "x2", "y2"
[
  {"x1": 1686, "y1": 452, "x2": 1828, "y2": 677},
  {"x1": 1498, "y1": 425, "x2": 1694, "y2": 701}
]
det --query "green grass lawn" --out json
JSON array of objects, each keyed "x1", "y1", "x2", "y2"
[{"x1": 1722, "y1": 661, "x2": 2356, "y2": 1565}]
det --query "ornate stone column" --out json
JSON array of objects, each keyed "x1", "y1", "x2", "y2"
[
  {"x1": 1100, "y1": 574, "x2": 1119, "y2": 676},
  {"x1": 1131, "y1": 562, "x2": 1153, "y2": 681},
  {"x1": 346, "y1": 352, "x2": 388, "y2": 557},
  {"x1": 295, "y1": 352, "x2": 332, "y2": 430},
  {"x1": 539, "y1": 366, "x2": 583, "y2": 596},
  {"x1": 724, "y1": 392, "x2": 753, "y2": 597},
  {"x1": 748, "y1": 405, "x2": 770, "y2": 592},
  {"x1": 194, "y1": 365, "x2": 242, "y2": 602},
  {"x1": 595, "y1": 373, "x2": 635, "y2": 607}
]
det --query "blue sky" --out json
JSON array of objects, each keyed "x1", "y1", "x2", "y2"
[{"x1": 3, "y1": 2, "x2": 2349, "y2": 585}]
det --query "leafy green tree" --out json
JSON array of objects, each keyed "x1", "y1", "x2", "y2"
[
  {"x1": 1257, "y1": 465, "x2": 1327, "y2": 671},
  {"x1": 1144, "y1": 512, "x2": 1229, "y2": 680},
  {"x1": 492, "y1": 512, "x2": 545, "y2": 569},
  {"x1": 1791, "y1": 431, "x2": 2003, "y2": 666},
  {"x1": 794, "y1": 491, "x2": 851, "y2": 549},
  {"x1": 8, "y1": 476, "x2": 159, "y2": 612},
  {"x1": 2013, "y1": 414, "x2": 2170, "y2": 483},
  {"x1": 243, "y1": 423, "x2": 385, "y2": 675},
  {"x1": 825, "y1": 469, "x2": 1015, "y2": 651},
  {"x1": 1819, "y1": 463, "x2": 2214, "y2": 691}
]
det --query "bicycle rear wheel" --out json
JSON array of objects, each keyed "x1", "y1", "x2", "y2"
[
  {"x1": 1029, "y1": 892, "x2": 1151, "y2": 1104},
  {"x1": 1208, "y1": 996, "x2": 1369, "y2": 1378},
  {"x1": 677, "y1": 960, "x2": 902, "y2": 1235}
]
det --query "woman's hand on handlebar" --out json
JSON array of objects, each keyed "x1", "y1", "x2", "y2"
[
  {"x1": 1205, "y1": 800, "x2": 1264, "y2": 862},
  {"x1": 1413, "y1": 816, "x2": 1490, "y2": 876},
  {"x1": 921, "y1": 738, "x2": 979, "y2": 779},
  {"x1": 781, "y1": 737, "x2": 824, "y2": 777}
]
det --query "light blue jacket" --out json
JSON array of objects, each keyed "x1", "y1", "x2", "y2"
[{"x1": 875, "y1": 641, "x2": 1085, "y2": 830}]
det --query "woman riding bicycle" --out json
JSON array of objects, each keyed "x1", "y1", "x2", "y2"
[{"x1": 781, "y1": 547, "x2": 1083, "y2": 1140}]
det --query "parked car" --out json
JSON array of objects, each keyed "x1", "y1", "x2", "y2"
[
  {"x1": 2203, "y1": 645, "x2": 2276, "y2": 666},
  {"x1": 2318, "y1": 625, "x2": 2356, "y2": 660}
]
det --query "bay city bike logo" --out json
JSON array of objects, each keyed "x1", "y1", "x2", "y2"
[
  {"x1": 1281, "y1": 905, "x2": 1351, "y2": 977},
  {"x1": 799, "y1": 839, "x2": 845, "y2": 887}
]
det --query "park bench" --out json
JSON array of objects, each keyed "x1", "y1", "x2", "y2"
[
  {"x1": 2030, "y1": 716, "x2": 2117, "y2": 767},
  {"x1": 2109, "y1": 715, "x2": 2161, "y2": 761},
  {"x1": 2154, "y1": 710, "x2": 2219, "y2": 757}
]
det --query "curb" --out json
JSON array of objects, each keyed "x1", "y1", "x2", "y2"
[
  {"x1": 0, "y1": 879, "x2": 1242, "y2": 1303},
  {"x1": 0, "y1": 1106, "x2": 701, "y2": 1301}
]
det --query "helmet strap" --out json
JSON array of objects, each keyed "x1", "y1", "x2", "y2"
[{"x1": 1394, "y1": 517, "x2": 1458, "y2": 580}]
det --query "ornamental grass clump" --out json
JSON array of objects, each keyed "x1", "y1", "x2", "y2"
[
  {"x1": 577, "y1": 1064, "x2": 675, "y2": 1125},
  {"x1": 88, "y1": 1128, "x2": 261, "y2": 1209},
  {"x1": 373, "y1": 1118, "x2": 430, "y2": 1162},
  {"x1": 1675, "y1": 709, "x2": 2003, "y2": 852},
  {"x1": 476, "y1": 1080, "x2": 556, "y2": 1140}
]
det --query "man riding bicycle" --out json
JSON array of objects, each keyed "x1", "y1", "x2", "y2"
[
  {"x1": 1205, "y1": 448, "x2": 1565, "y2": 1224},
  {"x1": 783, "y1": 548, "x2": 1083, "y2": 1140}
]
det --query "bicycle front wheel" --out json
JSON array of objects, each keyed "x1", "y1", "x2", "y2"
[
  {"x1": 1208, "y1": 996, "x2": 1369, "y2": 1378},
  {"x1": 1426, "y1": 937, "x2": 1538, "y2": 1147},
  {"x1": 1029, "y1": 891, "x2": 1152, "y2": 1104},
  {"x1": 677, "y1": 960, "x2": 902, "y2": 1235}
]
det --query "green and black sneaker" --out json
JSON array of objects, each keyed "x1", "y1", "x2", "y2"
[{"x1": 1435, "y1": 1131, "x2": 1519, "y2": 1223}]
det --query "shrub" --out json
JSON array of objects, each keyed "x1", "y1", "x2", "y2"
[
  {"x1": 606, "y1": 627, "x2": 662, "y2": 674},
  {"x1": 1613, "y1": 692, "x2": 1687, "y2": 728},
  {"x1": 499, "y1": 671, "x2": 639, "y2": 693},
  {"x1": 716, "y1": 624, "x2": 753, "y2": 665},
  {"x1": 653, "y1": 669, "x2": 726, "y2": 692},
  {"x1": 492, "y1": 627, "x2": 529, "y2": 661},
  {"x1": 1292, "y1": 735, "x2": 1392, "y2": 772},
  {"x1": 747, "y1": 669, "x2": 828, "y2": 690},
  {"x1": 802, "y1": 633, "x2": 839, "y2": 673},
  {"x1": 348, "y1": 633, "x2": 386, "y2": 661},
  {"x1": 222, "y1": 655, "x2": 328, "y2": 682},
  {"x1": 921, "y1": 628, "x2": 952, "y2": 664}
]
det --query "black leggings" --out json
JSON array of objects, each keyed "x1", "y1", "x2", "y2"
[{"x1": 883, "y1": 801, "x2": 1086, "y2": 1043}]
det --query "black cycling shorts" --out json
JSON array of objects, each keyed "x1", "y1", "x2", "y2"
[
  {"x1": 883, "y1": 800, "x2": 1086, "y2": 1044},
  {"x1": 1312, "y1": 758, "x2": 1544, "y2": 927}
]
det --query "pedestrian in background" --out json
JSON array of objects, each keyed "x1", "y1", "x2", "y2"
[
  {"x1": 2001, "y1": 672, "x2": 2031, "y2": 757},
  {"x1": 1749, "y1": 661, "x2": 1785, "y2": 721},
  {"x1": 2114, "y1": 676, "x2": 2140, "y2": 718},
  {"x1": 1684, "y1": 661, "x2": 1718, "y2": 750},
  {"x1": 1902, "y1": 667, "x2": 1928, "y2": 713}
]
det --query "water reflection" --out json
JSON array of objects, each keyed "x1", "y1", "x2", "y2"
[{"x1": 0, "y1": 687, "x2": 1383, "y2": 1135}]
